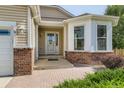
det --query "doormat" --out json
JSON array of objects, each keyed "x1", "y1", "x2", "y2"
[{"x1": 48, "y1": 58, "x2": 59, "y2": 61}]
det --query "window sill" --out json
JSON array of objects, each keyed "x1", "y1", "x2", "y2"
[
  {"x1": 66, "y1": 50, "x2": 113, "y2": 53},
  {"x1": 93, "y1": 50, "x2": 113, "y2": 53},
  {"x1": 66, "y1": 50, "x2": 86, "y2": 52}
]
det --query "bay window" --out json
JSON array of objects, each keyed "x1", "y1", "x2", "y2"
[
  {"x1": 74, "y1": 26, "x2": 84, "y2": 50},
  {"x1": 97, "y1": 25, "x2": 107, "y2": 50}
]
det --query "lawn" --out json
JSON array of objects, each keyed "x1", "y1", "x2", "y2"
[{"x1": 54, "y1": 68, "x2": 124, "y2": 88}]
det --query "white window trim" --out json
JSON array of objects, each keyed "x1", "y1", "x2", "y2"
[
  {"x1": 68, "y1": 20, "x2": 88, "y2": 52},
  {"x1": 74, "y1": 26, "x2": 84, "y2": 50},
  {"x1": 96, "y1": 24, "x2": 108, "y2": 52},
  {"x1": 73, "y1": 25, "x2": 85, "y2": 51}
]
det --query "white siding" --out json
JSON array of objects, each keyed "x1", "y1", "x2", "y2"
[
  {"x1": 68, "y1": 19, "x2": 92, "y2": 52},
  {"x1": 0, "y1": 6, "x2": 28, "y2": 47},
  {"x1": 91, "y1": 20, "x2": 112, "y2": 52},
  {"x1": 40, "y1": 6, "x2": 72, "y2": 22},
  {"x1": 67, "y1": 19, "x2": 113, "y2": 52}
]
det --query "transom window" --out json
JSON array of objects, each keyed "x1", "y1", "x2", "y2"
[
  {"x1": 97, "y1": 25, "x2": 107, "y2": 50},
  {"x1": 74, "y1": 26, "x2": 84, "y2": 50}
]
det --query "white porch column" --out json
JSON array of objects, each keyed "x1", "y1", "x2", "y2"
[
  {"x1": 35, "y1": 25, "x2": 39, "y2": 60},
  {"x1": 63, "y1": 24, "x2": 67, "y2": 57}
]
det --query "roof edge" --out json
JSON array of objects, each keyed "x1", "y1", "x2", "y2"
[{"x1": 64, "y1": 14, "x2": 119, "y2": 26}]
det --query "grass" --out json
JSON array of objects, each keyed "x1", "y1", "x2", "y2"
[{"x1": 54, "y1": 68, "x2": 124, "y2": 88}]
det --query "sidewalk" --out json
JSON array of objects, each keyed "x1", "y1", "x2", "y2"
[{"x1": 0, "y1": 77, "x2": 13, "y2": 88}]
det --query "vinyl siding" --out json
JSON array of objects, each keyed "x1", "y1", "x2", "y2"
[
  {"x1": 40, "y1": 6, "x2": 71, "y2": 22},
  {"x1": 0, "y1": 5, "x2": 28, "y2": 47}
]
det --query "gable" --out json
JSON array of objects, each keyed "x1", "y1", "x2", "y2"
[{"x1": 40, "y1": 6, "x2": 73, "y2": 21}]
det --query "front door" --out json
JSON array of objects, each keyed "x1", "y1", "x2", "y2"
[{"x1": 46, "y1": 32, "x2": 59, "y2": 54}]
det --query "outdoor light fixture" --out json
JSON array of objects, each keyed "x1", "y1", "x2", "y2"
[{"x1": 16, "y1": 25, "x2": 25, "y2": 35}]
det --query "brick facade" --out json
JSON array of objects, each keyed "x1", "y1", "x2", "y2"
[
  {"x1": 14, "y1": 48, "x2": 32, "y2": 76},
  {"x1": 65, "y1": 51, "x2": 114, "y2": 65}
]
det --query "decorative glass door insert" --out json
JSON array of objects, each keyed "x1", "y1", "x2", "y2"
[{"x1": 46, "y1": 32, "x2": 59, "y2": 54}]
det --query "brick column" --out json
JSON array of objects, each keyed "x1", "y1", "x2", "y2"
[{"x1": 14, "y1": 48, "x2": 32, "y2": 76}]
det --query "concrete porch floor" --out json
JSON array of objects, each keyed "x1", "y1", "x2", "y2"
[{"x1": 33, "y1": 57, "x2": 74, "y2": 70}]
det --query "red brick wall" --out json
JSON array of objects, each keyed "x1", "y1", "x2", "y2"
[
  {"x1": 65, "y1": 51, "x2": 114, "y2": 65},
  {"x1": 14, "y1": 48, "x2": 32, "y2": 76}
]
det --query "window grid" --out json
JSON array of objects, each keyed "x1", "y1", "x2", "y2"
[
  {"x1": 97, "y1": 25, "x2": 107, "y2": 51},
  {"x1": 74, "y1": 26, "x2": 84, "y2": 50}
]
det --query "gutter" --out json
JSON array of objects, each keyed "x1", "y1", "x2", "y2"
[
  {"x1": 29, "y1": 5, "x2": 42, "y2": 25},
  {"x1": 35, "y1": 5, "x2": 42, "y2": 24},
  {"x1": 63, "y1": 14, "x2": 119, "y2": 26},
  {"x1": 30, "y1": 6, "x2": 119, "y2": 26}
]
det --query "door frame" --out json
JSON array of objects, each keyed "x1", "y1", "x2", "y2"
[{"x1": 45, "y1": 31, "x2": 59, "y2": 55}]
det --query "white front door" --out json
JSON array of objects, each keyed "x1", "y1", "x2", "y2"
[
  {"x1": 46, "y1": 32, "x2": 59, "y2": 54},
  {"x1": 0, "y1": 30, "x2": 13, "y2": 76}
]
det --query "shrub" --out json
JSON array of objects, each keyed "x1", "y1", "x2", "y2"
[
  {"x1": 54, "y1": 69, "x2": 124, "y2": 88},
  {"x1": 100, "y1": 55, "x2": 124, "y2": 69}
]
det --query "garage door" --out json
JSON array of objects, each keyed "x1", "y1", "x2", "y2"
[{"x1": 0, "y1": 30, "x2": 13, "y2": 76}]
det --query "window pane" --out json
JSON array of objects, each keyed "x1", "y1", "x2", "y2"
[
  {"x1": 97, "y1": 38, "x2": 106, "y2": 50},
  {"x1": 97, "y1": 25, "x2": 107, "y2": 37},
  {"x1": 74, "y1": 26, "x2": 84, "y2": 50},
  {"x1": 74, "y1": 39, "x2": 84, "y2": 50},
  {"x1": 48, "y1": 33, "x2": 54, "y2": 45},
  {"x1": 74, "y1": 26, "x2": 84, "y2": 38}
]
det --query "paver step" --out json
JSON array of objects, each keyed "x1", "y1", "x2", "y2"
[{"x1": 33, "y1": 65, "x2": 74, "y2": 70}]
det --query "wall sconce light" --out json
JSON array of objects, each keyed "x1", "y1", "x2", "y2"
[
  {"x1": 9, "y1": 25, "x2": 25, "y2": 35},
  {"x1": 16, "y1": 25, "x2": 25, "y2": 35}
]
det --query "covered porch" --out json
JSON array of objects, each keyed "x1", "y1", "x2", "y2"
[
  {"x1": 34, "y1": 21, "x2": 69, "y2": 69},
  {"x1": 34, "y1": 56, "x2": 73, "y2": 70},
  {"x1": 38, "y1": 26, "x2": 64, "y2": 56},
  {"x1": 35, "y1": 21, "x2": 67, "y2": 58}
]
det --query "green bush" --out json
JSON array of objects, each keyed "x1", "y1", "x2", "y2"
[{"x1": 54, "y1": 69, "x2": 124, "y2": 88}]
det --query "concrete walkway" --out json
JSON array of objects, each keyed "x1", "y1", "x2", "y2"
[
  {"x1": 6, "y1": 67, "x2": 97, "y2": 88},
  {"x1": 0, "y1": 77, "x2": 13, "y2": 88},
  {"x1": 34, "y1": 57, "x2": 74, "y2": 70}
]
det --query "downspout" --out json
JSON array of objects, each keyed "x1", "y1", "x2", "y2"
[
  {"x1": 34, "y1": 5, "x2": 42, "y2": 24},
  {"x1": 32, "y1": 5, "x2": 41, "y2": 60},
  {"x1": 28, "y1": 5, "x2": 41, "y2": 61}
]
